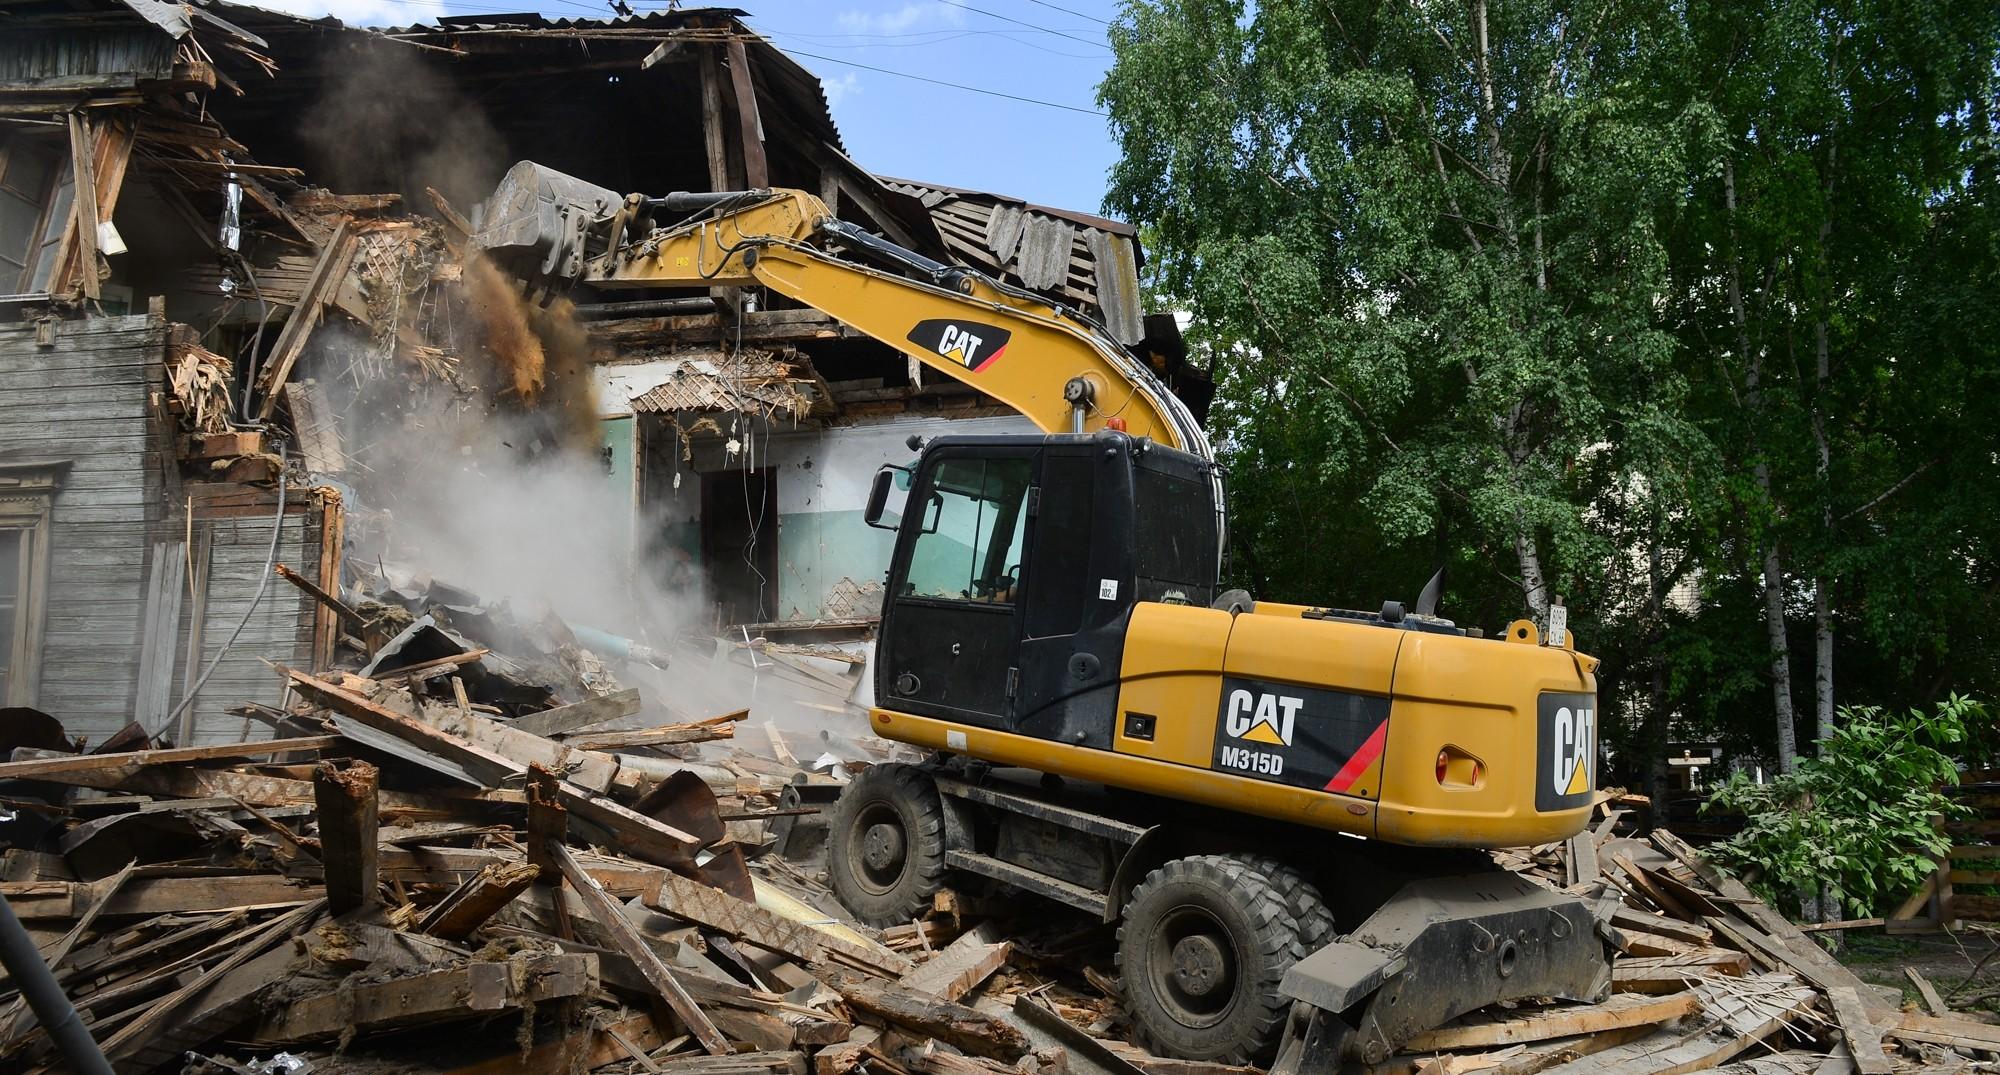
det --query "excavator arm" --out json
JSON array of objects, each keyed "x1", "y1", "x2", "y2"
[{"x1": 474, "y1": 164, "x2": 1212, "y2": 459}]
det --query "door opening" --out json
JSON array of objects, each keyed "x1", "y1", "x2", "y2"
[{"x1": 702, "y1": 467, "x2": 779, "y2": 627}]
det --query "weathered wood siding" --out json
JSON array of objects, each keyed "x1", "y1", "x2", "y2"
[
  {"x1": 0, "y1": 313, "x2": 168, "y2": 742},
  {"x1": 170, "y1": 490, "x2": 323, "y2": 745},
  {"x1": 0, "y1": 313, "x2": 320, "y2": 745}
]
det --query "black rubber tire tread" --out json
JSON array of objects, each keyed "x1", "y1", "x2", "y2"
[
  {"x1": 1116, "y1": 854, "x2": 1311, "y2": 1065},
  {"x1": 826, "y1": 763, "x2": 948, "y2": 927},
  {"x1": 1238, "y1": 853, "x2": 1337, "y2": 953}
]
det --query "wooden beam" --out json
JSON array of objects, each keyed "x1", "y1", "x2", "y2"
[
  {"x1": 2, "y1": 875, "x2": 316, "y2": 918},
  {"x1": 510, "y1": 687, "x2": 643, "y2": 737},
  {"x1": 0, "y1": 736, "x2": 338, "y2": 780},
  {"x1": 825, "y1": 969, "x2": 1028, "y2": 1062},
  {"x1": 551, "y1": 840, "x2": 732, "y2": 1056},
  {"x1": 65, "y1": 111, "x2": 100, "y2": 300},
  {"x1": 312, "y1": 759, "x2": 379, "y2": 915},
  {"x1": 252, "y1": 951, "x2": 597, "y2": 1042},
  {"x1": 292, "y1": 670, "x2": 706, "y2": 868},
  {"x1": 253, "y1": 222, "x2": 356, "y2": 419},
  {"x1": 698, "y1": 47, "x2": 736, "y2": 191},
  {"x1": 568, "y1": 720, "x2": 738, "y2": 751},
  {"x1": 897, "y1": 921, "x2": 1009, "y2": 1003},
  {"x1": 725, "y1": 38, "x2": 768, "y2": 188},
  {"x1": 643, "y1": 870, "x2": 913, "y2": 977},
  {"x1": 1404, "y1": 991, "x2": 1700, "y2": 1051},
  {"x1": 418, "y1": 861, "x2": 540, "y2": 941}
]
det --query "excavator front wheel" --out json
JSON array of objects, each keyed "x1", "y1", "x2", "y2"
[
  {"x1": 826, "y1": 763, "x2": 948, "y2": 926},
  {"x1": 1117, "y1": 854, "x2": 1326, "y2": 1065}
]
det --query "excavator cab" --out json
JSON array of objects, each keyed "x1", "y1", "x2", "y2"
[{"x1": 865, "y1": 431, "x2": 1217, "y2": 742}]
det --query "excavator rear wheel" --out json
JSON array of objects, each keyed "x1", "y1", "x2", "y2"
[
  {"x1": 826, "y1": 763, "x2": 948, "y2": 927},
  {"x1": 1117, "y1": 854, "x2": 1325, "y2": 1065}
]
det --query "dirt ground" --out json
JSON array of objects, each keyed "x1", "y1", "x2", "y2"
[{"x1": 1839, "y1": 927, "x2": 2000, "y2": 1014}]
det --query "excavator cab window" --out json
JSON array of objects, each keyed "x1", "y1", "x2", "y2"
[{"x1": 901, "y1": 458, "x2": 1032, "y2": 602}]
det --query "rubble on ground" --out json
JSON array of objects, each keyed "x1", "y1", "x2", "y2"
[{"x1": 2, "y1": 626, "x2": 1994, "y2": 1074}]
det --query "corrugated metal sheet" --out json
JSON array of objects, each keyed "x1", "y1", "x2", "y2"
[{"x1": 879, "y1": 177, "x2": 1147, "y2": 344}]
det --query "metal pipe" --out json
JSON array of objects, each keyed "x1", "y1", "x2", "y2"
[
  {"x1": 570, "y1": 297, "x2": 718, "y2": 320},
  {"x1": 0, "y1": 892, "x2": 114, "y2": 1075}
]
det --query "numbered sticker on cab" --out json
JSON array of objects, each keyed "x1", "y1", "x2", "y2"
[{"x1": 1536, "y1": 692, "x2": 1597, "y2": 812}]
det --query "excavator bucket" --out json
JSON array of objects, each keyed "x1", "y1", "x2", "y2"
[
  {"x1": 1272, "y1": 871, "x2": 1613, "y2": 1070},
  {"x1": 471, "y1": 160, "x2": 625, "y2": 288}
]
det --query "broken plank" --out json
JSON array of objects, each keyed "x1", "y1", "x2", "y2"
[
  {"x1": 418, "y1": 861, "x2": 539, "y2": 941},
  {"x1": 510, "y1": 687, "x2": 642, "y2": 737},
  {"x1": 1610, "y1": 951, "x2": 1752, "y2": 993},
  {"x1": 1825, "y1": 986, "x2": 1893, "y2": 1075},
  {"x1": 293, "y1": 669, "x2": 704, "y2": 868},
  {"x1": 3, "y1": 875, "x2": 315, "y2": 919},
  {"x1": 898, "y1": 921, "x2": 1009, "y2": 1003},
  {"x1": 1612, "y1": 853, "x2": 1693, "y2": 920},
  {"x1": 644, "y1": 871, "x2": 913, "y2": 978},
  {"x1": 252, "y1": 951, "x2": 597, "y2": 1042},
  {"x1": 828, "y1": 969, "x2": 1028, "y2": 1062},
  {"x1": 1610, "y1": 907, "x2": 1714, "y2": 947},
  {"x1": 0, "y1": 736, "x2": 339, "y2": 779},
  {"x1": 312, "y1": 759, "x2": 379, "y2": 915},
  {"x1": 1405, "y1": 991, "x2": 1701, "y2": 1051},
  {"x1": 569, "y1": 722, "x2": 738, "y2": 750},
  {"x1": 1886, "y1": 1009, "x2": 2000, "y2": 1052},
  {"x1": 551, "y1": 840, "x2": 731, "y2": 1056},
  {"x1": 1906, "y1": 966, "x2": 1948, "y2": 1016}
]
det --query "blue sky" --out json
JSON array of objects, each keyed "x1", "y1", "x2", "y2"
[
  {"x1": 741, "y1": 0, "x2": 1125, "y2": 213},
  {"x1": 268, "y1": 0, "x2": 1130, "y2": 215}
]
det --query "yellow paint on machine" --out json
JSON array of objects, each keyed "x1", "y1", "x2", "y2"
[{"x1": 871, "y1": 599, "x2": 1600, "y2": 850}]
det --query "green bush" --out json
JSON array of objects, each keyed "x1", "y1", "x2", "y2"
[{"x1": 1702, "y1": 696, "x2": 1983, "y2": 918}]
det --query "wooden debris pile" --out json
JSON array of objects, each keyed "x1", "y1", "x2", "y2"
[
  {"x1": 1414, "y1": 809, "x2": 2000, "y2": 1075},
  {"x1": 8, "y1": 662, "x2": 1998, "y2": 1075},
  {"x1": 0, "y1": 656, "x2": 1101, "y2": 1075}
]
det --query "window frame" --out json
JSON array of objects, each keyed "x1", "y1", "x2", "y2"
[
  {"x1": 0, "y1": 460, "x2": 67, "y2": 707},
  {"x1": 0, "y1": 133, "x2": 66, "y2": 296}
]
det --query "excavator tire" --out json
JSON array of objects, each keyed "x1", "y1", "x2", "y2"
[
  {"x1": 1117, "y1": 854, "x2": 1321, "y2": 1065},
  {"x1": 827, "y1": 763, "x2": 948, "y2": 927},
  {"x1": 1238, "y1": 854, "x2": 1337, "y2": 953}
]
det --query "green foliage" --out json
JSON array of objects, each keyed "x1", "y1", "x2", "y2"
[
  {"x1": 1703, "y1": 696, "x2": 1984, "y2": 916},
  {"x1": 1101, "y1": 0, "x2": 2000, "y2": 778}
]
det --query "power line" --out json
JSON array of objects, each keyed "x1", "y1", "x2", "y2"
[
  {"x1": 931, "y1": 0, "x2": 1107, "y2": 50},
  {"x1": 764, "y1": 27, "x2": 1104, "y2": 61},
  {"x1": 782, "y1": 48, "x2": 1108, "y2": 116},
  {"x1": 1020, "y1": 0, "x2": 1111, "y2": 26}
]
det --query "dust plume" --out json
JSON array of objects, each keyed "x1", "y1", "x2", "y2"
[
  {"x1": 464, "y1": 255, "x2": 547, "y2": 399},
  {"x1": 297, "y1": 42, "x2": 507, "y2": 213}
]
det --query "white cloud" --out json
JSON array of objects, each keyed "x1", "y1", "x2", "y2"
[
  {"x1": 821, "y1": 72, "x2": 862, "y2": 109},
  {"x1": 836, "y1": 2, "x2": 965, "y2": 35}
]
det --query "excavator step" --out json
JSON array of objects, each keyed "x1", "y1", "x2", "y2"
[
  {"x1": 944, "y1": 849, "x2": 1108, "y2": 915},
  {"x1": 933, "y1": 776, "x2": 1149, "y2": 845}
]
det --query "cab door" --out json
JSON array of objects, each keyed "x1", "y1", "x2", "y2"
[{"x1": 879, "y1": 451, "x2": 1035, "y2": 729}]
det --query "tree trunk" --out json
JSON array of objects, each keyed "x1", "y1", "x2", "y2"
[
  {"x1": 1514, "y1": 516, "x2": 1551, "y2": 622},
  {"x1": 1810, "y1": 213, "x2": 1835, "y2": 748},
  {"x1": 1642, "y1": 535, "x2": 1670, "y2": 815},
  {"x1": 1723, "y1": 156, "x2": 1799, "y2": 772}
]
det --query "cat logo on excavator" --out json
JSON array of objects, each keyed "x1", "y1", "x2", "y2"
[
  {"x1": 1537, "y1": 693, "x2": 1596, "y2": 810},
  {"x1": 906, "y1": 319, "x2": 1012, "y2": 372}
]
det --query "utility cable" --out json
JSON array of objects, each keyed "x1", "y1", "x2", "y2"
[
  {"x1": 931, "y1": 0, "x2": 1108, "y2": 49},
  {"x1": 166, "y1": 441, "x2": 289, "y2": 737},
  {"x1": 780, "y1": 48, "x2": 1104, "y2": 113}
]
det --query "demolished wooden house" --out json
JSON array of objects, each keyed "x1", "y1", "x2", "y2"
[{"x1": 0, "y1": 0, "x2": 1211, "y2": 748}]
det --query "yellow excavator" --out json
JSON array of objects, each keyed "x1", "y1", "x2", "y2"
[{"x1": 475, "y1": 163, "x2": 1612, "y2": 1069}]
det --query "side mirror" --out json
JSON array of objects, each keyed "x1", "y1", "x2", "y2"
[{"x1": 864, "y1": 467, "x2": 900, "y2": 530}]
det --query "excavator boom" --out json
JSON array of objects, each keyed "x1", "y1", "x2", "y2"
[{"x1": 475, "y1": 164, "x2": 1212, "y2": 458}]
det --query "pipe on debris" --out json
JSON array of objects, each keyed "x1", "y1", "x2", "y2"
[
  {"x1": 0, "y1": 892, "x2": 114, "y2": 1075},
  {"x1": 570, "y1": 297, "x2": 717, "y2": 320},
  {"x1": 612, "y1": 754, "x2": 738, "y2": 790}
]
